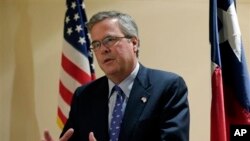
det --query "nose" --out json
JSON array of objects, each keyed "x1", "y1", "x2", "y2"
[{"x1": 99, "y1": 43, "x2": 110, "y2": 54}]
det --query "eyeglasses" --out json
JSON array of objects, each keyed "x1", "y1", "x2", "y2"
[{"x1": 90, "y1": 36, "x2": 130, "y2": 51}]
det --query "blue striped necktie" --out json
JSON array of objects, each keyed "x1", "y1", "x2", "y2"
[{"x1": 109, "y1": 85, "x2": 125, "y2": 141}]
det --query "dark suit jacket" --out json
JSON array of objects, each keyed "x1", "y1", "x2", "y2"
[{"x1": 61, "y1": 65, "x2": 189, "y2": 141}]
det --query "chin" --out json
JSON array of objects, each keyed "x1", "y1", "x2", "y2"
[
  {"x1": 103, "y1": 68, "x2": 119, "y2": 76},
  {"x1": 104, "y1": 70, "x2": 117, "y2": 76}
]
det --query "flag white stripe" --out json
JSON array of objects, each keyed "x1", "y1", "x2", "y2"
[
  {"x1": 211, "y1": 62, "x2": 219, "y2": 74},
  {"x1": 62, "y1": 40, "x2": 91, "y2": 76},
  {"x1": 58, "y1": 94, "x2": 70, "y2": 118},
  {"x1": 60, "y1": 68, "x2": 81, "y2": 93}
]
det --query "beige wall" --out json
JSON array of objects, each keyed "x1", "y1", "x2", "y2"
[{"x1": 0, "y1": 0, "x2": 249, "y2": 141}]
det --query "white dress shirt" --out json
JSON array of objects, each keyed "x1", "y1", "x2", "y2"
[{"x1": 108, "y1": 62, "x2": 140, "y2": 127}]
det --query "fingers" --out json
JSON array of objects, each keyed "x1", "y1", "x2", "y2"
[
  {"x1": 60, "y1": 128, "x2": 74, "y2": 141},
  {"x1": 43, "y1": 129, "x2": 53, "y2": 141},
  {"x1": 89, "y1": 132, "x2": 97, "y2": 141}
]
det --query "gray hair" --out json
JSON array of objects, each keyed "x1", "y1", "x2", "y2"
[{"x1": 87, "y1": 11, "x2": 139, "y2": 38}]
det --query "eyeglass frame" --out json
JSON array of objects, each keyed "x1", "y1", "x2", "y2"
[{"x1": 90, "y1": 35, "x2": 132, "y2": 51}]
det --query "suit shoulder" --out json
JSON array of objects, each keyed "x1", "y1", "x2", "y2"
[
  {"x1": 74, "y1": 76, "x2": 107, "y2": 97},
  {"x1": 147, "y1": 68, "x2": 184, "y2": 81},
  {"x1": 144, "y1": 68, "x2": 187, "y2": 90}
]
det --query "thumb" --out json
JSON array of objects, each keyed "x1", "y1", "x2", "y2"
[
  {"x1": 89, "y1": 132, "x2": 97, "y2": 141},
  {"x1": 43, "y1": 129, "x2": 53, "y2": 141},
  {"x1": 60, "y1": 128, "x2": 74, "y2": 141}
]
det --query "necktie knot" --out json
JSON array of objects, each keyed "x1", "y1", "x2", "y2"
[
  {"x1": 112, "y1": 85, "x2": 125, "y2": 101},
  {"x1": 112, "y1": 85, "x2": 123, "y2": 94}
]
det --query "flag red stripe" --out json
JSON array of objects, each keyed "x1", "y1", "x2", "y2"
[
  {"x1": 91, "y1": 73, "x2": 96, "y2": 80},
  {"x1": 211, "y1": 67, "x2": 227, "y2": 141},
  {"x1": 61, "y1": 53, "x2": 91, "y2": 84},
  {"x1": 57, "y1": 107, "x2": 67, "y2": 125},
  {"x1": 59, "y1": 80, "x2": 73, "y2": 105}
]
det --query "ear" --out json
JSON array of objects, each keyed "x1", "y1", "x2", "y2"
[{"x1": 130, "y1": 37, "x2": 140, "y2": 51}]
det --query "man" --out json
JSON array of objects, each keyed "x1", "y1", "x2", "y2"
[{"x1": 43, "y1": 11, "x2": 189, "y2": 141}]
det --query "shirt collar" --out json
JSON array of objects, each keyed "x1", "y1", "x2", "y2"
[{"x1": 108, "y1": 62, "x2": 140, "y2": 97}]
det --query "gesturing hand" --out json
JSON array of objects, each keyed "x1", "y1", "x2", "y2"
[
  {"x1": 42, "y1": 129, "x2": 97, "y2": 141},
  {"x1": 42, "y1": 128, "x2": 74, "y2": 141}
]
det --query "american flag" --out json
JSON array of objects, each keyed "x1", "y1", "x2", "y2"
[
  {"x1": 57, "y1": 0, "x2": 95, "y2": 129},
  {"x1": 209, "y1": 0, "x2": 250, "y2": 140}
]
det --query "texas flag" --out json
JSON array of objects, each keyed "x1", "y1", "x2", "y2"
[{"x1": 209, "y1": 0, "x2": 250, "y2": 141}]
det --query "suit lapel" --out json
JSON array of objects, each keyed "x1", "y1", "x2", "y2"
[{"x1": 119, "y1": 65, "x2": 152, "y2": 141}]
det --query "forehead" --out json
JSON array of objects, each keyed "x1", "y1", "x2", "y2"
[{"x1": 90, "y1": 18, "x2": 123, "y2": 40}]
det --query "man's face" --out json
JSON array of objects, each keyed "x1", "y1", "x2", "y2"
[{"x1": 90, "y1": 18, "x2": 138, "y2": 81}]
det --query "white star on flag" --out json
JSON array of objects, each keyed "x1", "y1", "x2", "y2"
[
  {"x1": 81, "y1": 3, "x2": 85, "y2": 9},
  {"x1": 75, "y1": 25, "x2": 82, "y2": 33},
  {"x1": 65, "y1": 16, "x2": 70, "y2": 24},
  {"x1": 74, "y1": 13, "x2": 80, "y2": 21},
  {"x1": 78, "y1": 37, "x2": 86, "y2": 45},
  {"x1": 218, "y1": 3, "x2": 242, "y2": 62},
  {"x1": 67, "y1": 27, "x2": 73, "y2": 35},
  {"x1": 71, "y1": 2, "x2": 76, "y2": 9}
]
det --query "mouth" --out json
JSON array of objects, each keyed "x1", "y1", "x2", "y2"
[{"x1": 103, "y1": 58, "x2": 114, "y2": 64}]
